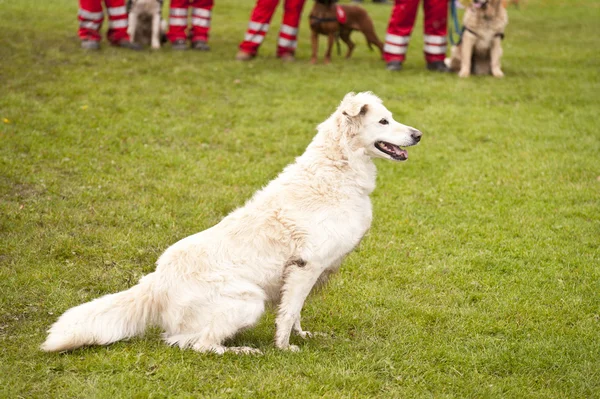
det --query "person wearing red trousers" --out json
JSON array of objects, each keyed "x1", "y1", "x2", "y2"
[
  {"x1": 384, "y1": 0, "x2": 449, "y2": 71},
  {"x1": 78, "y1": 0, "x2": 141, "y2": 50},
  {"x1": 236, "y1": 0, "x2": 307, "y2": 62},
  {"x1": 167, "y1": 0, "x2": 214, "y2": 50}
]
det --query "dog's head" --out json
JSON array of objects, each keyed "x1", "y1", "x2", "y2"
[
  {"x1": 335, "y1": 92, "x2": 422, "y2": 162},
  {"x1": 315, "y1": 0, "x2": 338, "y2": 5},
  {"x1": 471, "y1": 0, "x2": 489, "y2": 8}
]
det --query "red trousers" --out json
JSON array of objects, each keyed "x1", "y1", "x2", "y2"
[
  {"x1": 239, "y1": 0, "x2": 307, "y2": 57},
  {"x1": 167, "y1": 0, "x2": 214, "y2": 43},
  {"x1": 78, "y1": 0, "x2": 130, "y2": 43},
  {"x1": 384, "y1": 0, "x2": 448, "y2": 63}
]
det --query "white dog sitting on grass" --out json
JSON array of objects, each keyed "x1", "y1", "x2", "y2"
[{"x1": 42, "y1": 92, "x2": 422, "y2": 355}]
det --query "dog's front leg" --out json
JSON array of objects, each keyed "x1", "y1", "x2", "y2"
[
  {"x1": 311, "y1": 30, "x2": 319, "y2": 64},
  {"x1": 151, "y1": 12, "x2": 161, "y2": 49},
  {"x1": 458, "y1": 32, "x2": 476, "y2": 78},
  {"x1": 128, "y1": 12, "x2": 137, "y2": 42},
  {"x1": 490, "y1": 37, "x2": 504, "y2": 78},
  {"x1": 324, "y1": 33, "x2": 335, "y2": 64},
  {"x1": 275, "y1": 262, "x2": 324, "y2": 351}
]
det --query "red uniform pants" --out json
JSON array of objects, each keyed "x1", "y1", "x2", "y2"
[
  {"x1": 167, "y1": 0, "x2": 214, "y2": 43},
  {"x1": 239, "y1": 0, "x2": 307, "y2": 57},
  {"x1": 384, "y1": 0, "x2": 448, "y2": 63},
  {"x1": 78, "y1": 0, "x2": 130, "y2": 43}
]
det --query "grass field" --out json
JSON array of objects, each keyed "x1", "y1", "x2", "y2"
[{"x1": 1, "y1": 0, "x2": 599, "y2": 397}]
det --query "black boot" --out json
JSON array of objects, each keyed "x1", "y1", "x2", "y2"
[
  {"x1": 171, "y1": 39, "x2": 188, "y2": 50},
  {"x1": 427, "y1": 61, "x2": 450, "y2": 72},
  {"x1": 386, "y1": 61, "x2": 403, "y2": 71}
]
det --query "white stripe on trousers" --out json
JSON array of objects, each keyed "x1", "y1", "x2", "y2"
[
  {"x1": 192, "y1": 8, "x2": 210, "y2": 18},
  {"x1": 80, "y1": 20, "x2": 101, "y2": 30},
  {"x1": 170, "y1": 8, "x2": 188, "y2": 16},
  {"x1": 169, "y1": 18, "x2": 187, "y2": 26},
  {"x1": 424, "y1": 35, "x2": 446, "y2": 45},
  {"x1": 107, "y1": 6, "x2": 126, "y2": 16},
  {"x1": 244, "y1": 33, "x2": 265, "y2": 44},
  {"x1": 79, "y1": 9, "x2": 103, "y2": 20},
  {"x1": 248, "y1": 21, "x2": 269, "y2": 32},
  {"x1": 384, "y1": 43, "x2": 407, "y2": 55},
  {"x1": 278, "y1": 37, "x2": 297, "y2": 48},
  {"x1": 424, "y1": 44, "x2": 447, "y2": 54},
  {"x1": 280, "y1": 24, "x2": 298, "y2": 36},
  {"x1": 385, "y1": 33, "x2": 410, "y2": 45},
  {"x1": 192, "y1": 17, "x2": 210, "y2": 28},
  {"x1": 108, "y1": 19, "x2": 128, "y2": 29}
]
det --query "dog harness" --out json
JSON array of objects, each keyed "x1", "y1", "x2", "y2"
[
  {"x1": 309, "y1": 5, "x2": 346, "y2": 26},
  {"x1": 458, "y1": 26, "x2": 505, "y2": 45}
]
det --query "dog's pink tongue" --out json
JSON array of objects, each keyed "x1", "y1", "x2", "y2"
[
  {"x1": 397, "y1": 149, "x2": 408, "y2": 160},
  {"x1": 473, "y1": 2, "x2": 482, "y2": 8}
]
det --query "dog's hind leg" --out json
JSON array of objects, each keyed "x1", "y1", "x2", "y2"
[
  {"x1": 340, "y1": 28, "x2": 355, "y2": 59},
  {"x1": 163, "y1": 288, "x2": 266, "y2": 355}
]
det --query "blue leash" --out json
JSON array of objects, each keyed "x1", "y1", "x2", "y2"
[{"x1": 448, "y1": 0, "x2": 462, "y2": 46}]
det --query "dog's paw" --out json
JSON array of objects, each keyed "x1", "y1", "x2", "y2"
[
  {"x1": 458, "y1": 70, "x2": 470, "y2": 78},
  {"x1": 297, "y1": 331, "x2": 327, "y2": 339},
  {"x1": 492, "y1": 69, "x2": 505, "y2": 78},
  {"x1": 285, "y1": 344, "x2": 300, "y2": 352},
  {"x1": 229, "y1": 346, "x2": 263, "y2": 355},
  {"x1": 310, "y1": 57, "x2": 317, "y2": 64},
  {"x1": 151, "y1": 42, "x2": 160, "y2": 50}
]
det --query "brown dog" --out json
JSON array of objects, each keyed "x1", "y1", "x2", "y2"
[
  {"x1": 309, "y1": 0, "x2": 384, "y2": 64},
  {"x1": 445, "y1": 0, "x2": 508, "y2": 77}
]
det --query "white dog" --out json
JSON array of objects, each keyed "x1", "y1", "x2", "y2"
[
  {"x1": 42, "y1": 92, "x2": 422, "y2": 354},
  {"x1": 127, "y1": 0, "x2": 166, "y2": 49}
]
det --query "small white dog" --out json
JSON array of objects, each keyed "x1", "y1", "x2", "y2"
[
  {"x1": 127, "y1": 0, "x2": 166, "y2": 49},
  {"x1": 42, "y1": 92, "x2": 422, "y2": 354}
]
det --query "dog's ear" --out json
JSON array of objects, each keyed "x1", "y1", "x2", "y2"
[{"x1": 340, "y1": 92, "x2": 369, "y2": 118}]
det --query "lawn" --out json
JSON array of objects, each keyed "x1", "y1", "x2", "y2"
[{"x1": 1, "y1": 0, "x2": 599, "y2": 397}]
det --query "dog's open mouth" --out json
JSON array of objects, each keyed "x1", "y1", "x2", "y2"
[{"x1": 375, "y1": 141, "x2": 408, "y2": 161}]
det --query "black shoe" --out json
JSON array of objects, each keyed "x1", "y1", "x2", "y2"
[
  {"x1": 81, "y1": 40, "x2": 100, "y2": 50},
  {"x1": 386, "y1": 61, "x2": 403, "y2": 71},
  {"x1": 191, "y1": 40, "x2": 210, "y2": 51},
  {"x1": 171, "y1": 39, "x2": 188, "y2": 50},
  {"x1": 427, "y1": 61, "x2": 450, "y2": 72},
  {"x1": 115, "y1": 39, "x2": 142, "y2": 51}
]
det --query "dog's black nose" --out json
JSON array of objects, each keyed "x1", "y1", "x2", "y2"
[{"x1": 411, "y1": 129, "x2": 422, "y2": 142}]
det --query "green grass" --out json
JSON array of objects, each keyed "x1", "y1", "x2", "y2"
[{"x1": 1, "y1": 0, "x2": 599, "y2": 397}]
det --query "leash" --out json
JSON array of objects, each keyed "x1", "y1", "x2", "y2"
[{"x1": 448, "y1": 0, "x2": 461, "y2": 46}]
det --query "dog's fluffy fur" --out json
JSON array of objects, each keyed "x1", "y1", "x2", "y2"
[
  {"x1": 42, "y1": 92, "x2": 422, "y2": 354},
  {"x1": 446, "y1": 0, "x2": 508, "y2": 77},
  {"x1": 127, "y1": 0, "x2": 166, "y2": 49}
]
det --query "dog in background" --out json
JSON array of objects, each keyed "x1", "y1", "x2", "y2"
[
  {"x1": 445, "y1": 0, "x2": 508, "y2": 77},
  {"x1": 127, "y1": 0, "x2": 167, "y2": 49},
  {"x1": 309, "y1": 0, "x2": 384, "y2": 64}
]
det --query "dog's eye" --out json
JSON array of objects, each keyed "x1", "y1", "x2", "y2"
[{"x1": 379, "y1": 119, "x2": 389, "y2": 125}]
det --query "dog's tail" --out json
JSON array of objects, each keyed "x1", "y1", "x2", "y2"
[{"x1": 41, "y1": 273, "x2": 159, "y2": 352}]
